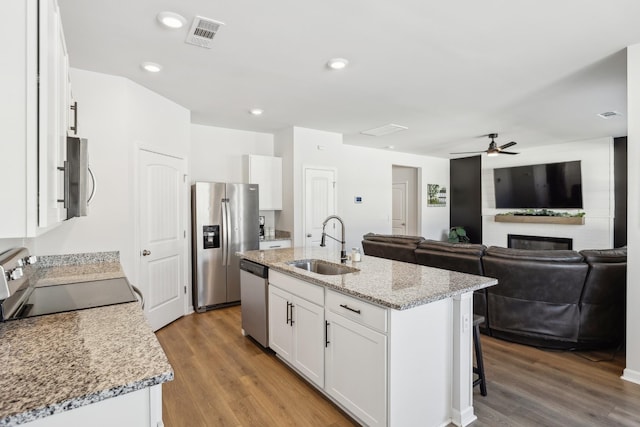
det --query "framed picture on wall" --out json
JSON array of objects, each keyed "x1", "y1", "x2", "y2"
[{"x1": 427, "y1": 184, "x2": 447, "y2": 207}]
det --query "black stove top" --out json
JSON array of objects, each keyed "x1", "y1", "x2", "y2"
[
  {"x1": 14, "y1": 278, "x2": 138, "y2": 319},
  {"x1": 1, "y1": 247, "x2": 138, "y2": 321}
]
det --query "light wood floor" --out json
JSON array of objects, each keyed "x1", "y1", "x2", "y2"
[{"x1": 155, "y1": 306, "x2": 640, "y2": 426}]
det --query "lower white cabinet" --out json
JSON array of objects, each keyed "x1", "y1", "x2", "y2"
[
  {"x1": 268, "y1": 275, "x2": 324, "y2": 388},
  {"x1": 267, "y1": 270, "x2": 472, "y2": 427},
  {"x1": 325, "y1": 309, "x2": 387, "y2": 426}
]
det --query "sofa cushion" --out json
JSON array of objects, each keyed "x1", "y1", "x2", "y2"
[
  {"x1": 417, "y1": 239, "x2": 486, "y2": 256},
  {"x1": 579, "y1": 247, "x2": 627, "y2": 264},
  {"x1": 362, "y1": 233, "x2": 424, "y2": 246},
  {"x1": 485, "y1": 246, "x2": 583, "y2": 263},
  {"x1": 415, "y1": 240, "x2": 486, "y2": 275},
  {"x1": 361, "y1": 233, "x2": 424, "y2": 263}
]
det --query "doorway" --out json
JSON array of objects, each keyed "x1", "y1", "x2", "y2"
[{"x1": 392, "y1": 166, "x2": 418, "y2": 236}]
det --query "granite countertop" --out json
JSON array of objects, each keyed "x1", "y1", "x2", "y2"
[
  {"x1": 239, "y1": 247, "x2": 497, "y2": 310},
  {"x1": 0, "y1": 252, "x2": 173, "y2": 426}
]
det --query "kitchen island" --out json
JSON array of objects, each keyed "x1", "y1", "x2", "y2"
[
  {"x1": 239, "y1": 247, "x2": 497, "y2": 427},
  {"x1": 0, "y1": 252, "x2": 172, "y2": 427}
]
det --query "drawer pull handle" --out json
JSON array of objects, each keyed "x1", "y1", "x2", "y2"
[{"x1": 339, "y1": 304, "x2": 361, "y2": 314}]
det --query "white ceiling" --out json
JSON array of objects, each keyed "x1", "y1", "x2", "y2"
[{"x1": 58, "y1": 0, "x2": 637, "y2": 158}]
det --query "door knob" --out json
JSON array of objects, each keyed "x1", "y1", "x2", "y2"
[
  {"x1": 306, "y1": 234, "x2": 312, "y2": 237},
  {"x1": 142, "y1": 250, "x2": 151, "y2": 256}
]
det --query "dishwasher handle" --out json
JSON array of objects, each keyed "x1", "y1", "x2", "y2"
[{"x1": 239, "y1": 259, "x2": 268, "y2": 278}]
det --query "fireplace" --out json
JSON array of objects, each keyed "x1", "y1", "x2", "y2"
[{"x1": 507, "y1": 234, "x2": 573, "y2": 250}]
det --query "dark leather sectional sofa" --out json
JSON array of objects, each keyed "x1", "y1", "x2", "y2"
[{"x1": 362, "y1": 233, "x2": 627, "y2": 350}]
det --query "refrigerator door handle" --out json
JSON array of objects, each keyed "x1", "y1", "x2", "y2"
[
  {"x1": 221, "y1": 199, "x2": 228, "y2": 266},
  {"x1": 225, "y1": 200, "x2": 232, "y2": 266}
]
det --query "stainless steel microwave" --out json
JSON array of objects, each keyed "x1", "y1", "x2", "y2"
[{"x1": 64, "y1": 136, "x2": 95, "y2": 219}]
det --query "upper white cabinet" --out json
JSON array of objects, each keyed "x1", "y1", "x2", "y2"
[
  {"x1": 39, "y1": 0, "x2": 70, "y2": 228},
  {"x1": 247, "y1": 155, "x2": 282, "y2": 210},
  {"x1": 1, "y1": 0, "x2": 71, "y2": 237}
]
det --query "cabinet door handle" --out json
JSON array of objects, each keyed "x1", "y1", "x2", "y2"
[
  {"x1": 339, "y1": 304, "x2": 361, "y2": 314},
  {"x1": 70, "y1": 101, "x2": 78, "y2": 133},
  {"x1": 290, "y1": 303, "x2": 295, "y2": 326},
  {"x1": 286, "y1": 301, "x2": 291, "y2": 325},
  {"x1": 325, "y1": 321, "x2": 330, "y2": 347}
]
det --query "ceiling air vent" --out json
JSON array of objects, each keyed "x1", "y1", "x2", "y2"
[
  {"x1": 185, "y1": 16, "x2": 225, "y2": 49},
  {"x1": 360, "y1": 124, "x2": 408, "y2": 137}
]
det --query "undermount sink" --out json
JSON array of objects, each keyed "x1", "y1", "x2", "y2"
[{"x1": 287, "y1": 259, "x2": 359, "y2": 275}]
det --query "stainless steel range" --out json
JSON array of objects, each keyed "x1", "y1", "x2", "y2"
[{"x1": 0, "y1": 248, "x2": 139, "y2": 321}]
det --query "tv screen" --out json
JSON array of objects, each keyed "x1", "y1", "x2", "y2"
[{"x1": 493, "y1": 161, "x2": 583, "y2": 209}]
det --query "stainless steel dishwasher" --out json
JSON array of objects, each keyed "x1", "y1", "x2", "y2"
[{"x1": 239, "y1": 259, "x2": 269, "y2": 347}]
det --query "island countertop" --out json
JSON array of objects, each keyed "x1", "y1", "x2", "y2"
[
  {"x1": 239, "y1": 247, "x2": 497, "y2": 310},
  {"x1": 0, "y1": 252, "x2": 173, "y2": 426}
]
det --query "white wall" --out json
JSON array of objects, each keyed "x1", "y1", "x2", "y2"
[
  {"x1": 623, "y1": 44, "x2": 640, "y2": 384},
  {"x1": 276, "y1": 127, "x2": 450, "y2": 251},
  {"x1": 481, "y1": 137, "x2": 614, "y2": 250},
  {"x1": 34, "y1": 69, "x2": 191, "y2": 283},
  {"x1": 190, "y1": 124, "x2": 273, "y2": 183}
]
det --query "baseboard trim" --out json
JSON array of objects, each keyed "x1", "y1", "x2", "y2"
[
  {"x1": 621, "y1": 368, "x2": 640, "y2": 385},
  {"x1": 451, "y1": 407, "x2": 477, "y2": 427}
]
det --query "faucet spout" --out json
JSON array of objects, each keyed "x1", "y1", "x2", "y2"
[{"x1": 321, "y1": 215, "x2": 347, "y2": 263}]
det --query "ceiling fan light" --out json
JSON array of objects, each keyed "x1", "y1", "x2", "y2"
[{"x1": 487, "y1": 151, "x2": 499, "y2": 157}]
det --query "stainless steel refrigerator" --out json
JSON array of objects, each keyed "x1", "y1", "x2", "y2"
[{"x1": 191, "y1": 182, "x2": 260, "y2": 311}]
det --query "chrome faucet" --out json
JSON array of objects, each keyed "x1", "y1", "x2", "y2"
[{"x1": 320, "y1": 215, "x2": 347, "y2": 263}]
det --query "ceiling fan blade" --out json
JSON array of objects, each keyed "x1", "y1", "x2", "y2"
[
  {"x1": 499, "y1": 141, "x2": 517, "y2": 150},
  {"x1": 500, "y1": 151, "x2": 519, "y2": 155},
  {"x1": 450, "y1": 150, "x2": 487, "y2": 155}
]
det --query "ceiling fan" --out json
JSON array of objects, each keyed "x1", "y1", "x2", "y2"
[{"x1": 451, "y1": 133, "x2": 519, "y2": 156}]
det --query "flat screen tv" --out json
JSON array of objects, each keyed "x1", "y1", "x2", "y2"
[{"x1": 493, "y1": 160, "x2": 583, "y2": 209}]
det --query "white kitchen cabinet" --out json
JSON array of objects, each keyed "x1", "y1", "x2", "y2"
[
  {"x1": 247, "y1": 155, "x2": 282, "y2": 210},
  {"x1": 325, "y1": 290, "x2": 387, "y2": 426},
  {"x1": 259, "y1": 239, "x2": 292, "y2": 250},
  {"x1": 263, "y1": 269, "x2": 471, "y2": 427},
  {"x1": 268, "y1": 285, "x2": 294, "y2": 360},
  {"x1": 325, "y1": 310, "x2": 387, "y2": 426},
  {"x1": 39, "y1": 0, "x2": 70, "y2": 228},
  {"x1": 1, "y1": 0, "x2": 71, "y2": 238},
  {"x1": 268, "y1": 271, "x2": 324, "y2": 388}
]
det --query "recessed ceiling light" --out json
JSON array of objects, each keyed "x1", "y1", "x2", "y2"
[
  {"x1": 598, "y1": 111, "x2": 622, "y2": 119},
  {"x1": 157, "y1": 11, "x2": 187, "y2": 29},
  {"x1": 385, "y1": 145, "x2": 395, "y2": 150},
  {"x1": 249, "y1": 108, "x2": 264, "y2": 116},
  {"x1": 327, "y1": 58, "x2": 349, "y2": 70},
  {"x1": 141, "y1": 62, "x2": 162, "y2": 73}
]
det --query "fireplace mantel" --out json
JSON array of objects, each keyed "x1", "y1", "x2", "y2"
[{"x1": 494, "y1": 215, "x2": 585, "y2": 225}]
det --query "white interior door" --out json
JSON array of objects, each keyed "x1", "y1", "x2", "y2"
[
  {"x1": 392, "y1": 182, "x2": 408, "y2": 235},
  {"x1": 304, "y1": 168, "x2": 336, "y2": 250},
  {"x1": 139, "y1": 149, "x2": 186, "y2": 331}
]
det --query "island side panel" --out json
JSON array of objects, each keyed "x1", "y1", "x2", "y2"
[
  {"x1": 388, "y1": 297, "x2": 453, "y2": 426},
  {"x1": 451, "y1": 292, "x2": 476, "y2": 426}
]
